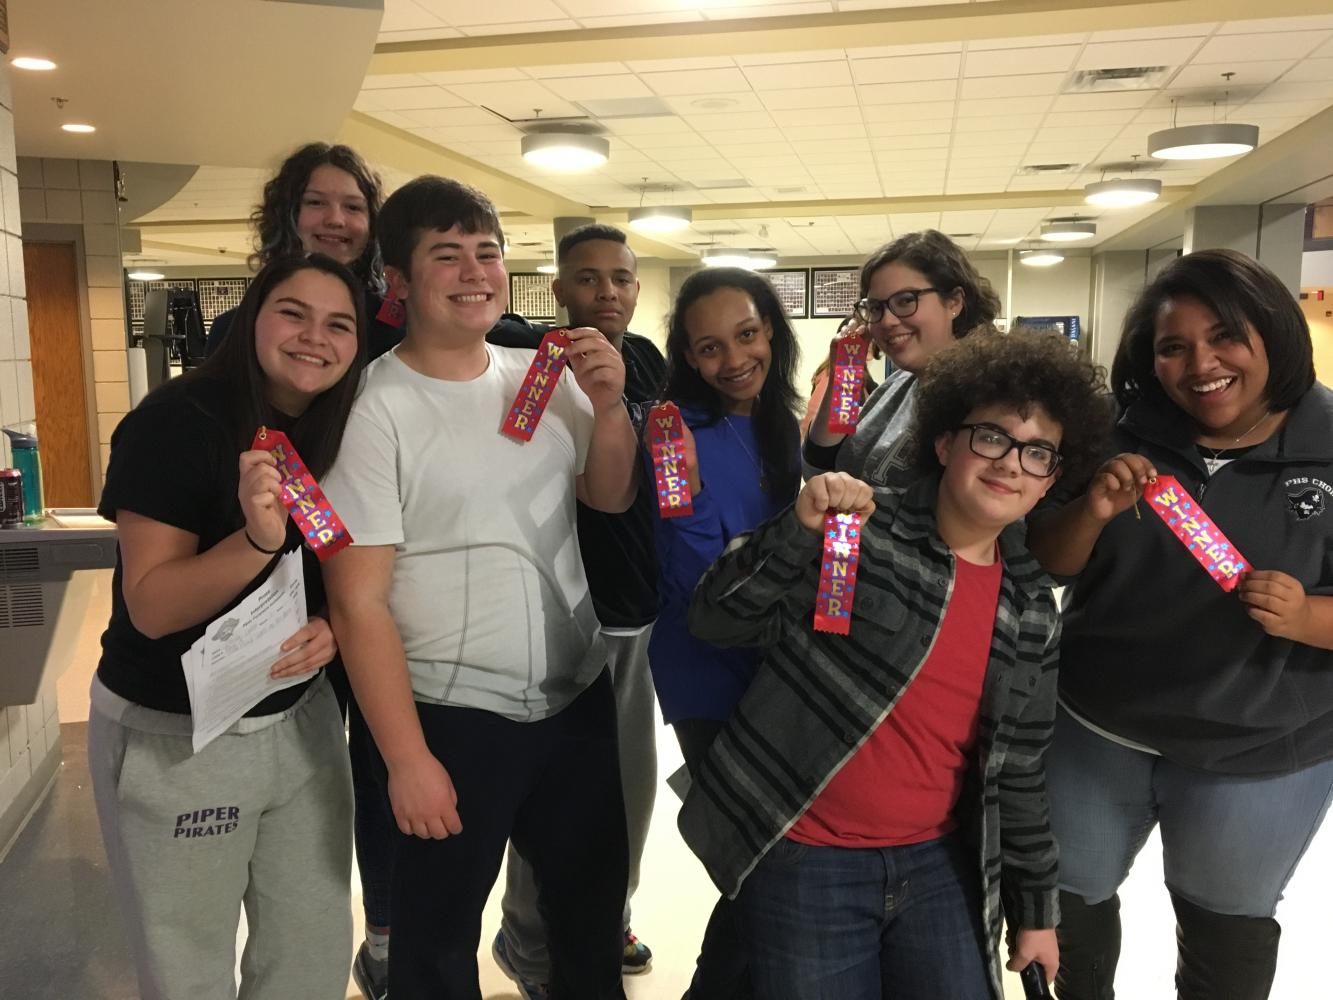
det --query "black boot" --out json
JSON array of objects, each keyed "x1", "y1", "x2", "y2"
[
  {"x1": 1171, "y1": 892, "x2": 1280, "y2": 1000},
  {"x1": 1054, "y1": 891, "x2": 1121, "y2": 1000}
]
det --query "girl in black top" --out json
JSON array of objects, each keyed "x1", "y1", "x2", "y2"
[{"x1": 89, "y1": 255, "x2": 366, "y2": 1000}]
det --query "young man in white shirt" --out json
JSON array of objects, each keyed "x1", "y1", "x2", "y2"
[{"x1": 324, "y1": 176, "x2": 637, "y2": 1000}]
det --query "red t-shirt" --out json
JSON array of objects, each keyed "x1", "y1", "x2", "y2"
[{"x1": 788, "y1": 552, "x2": 1002, "y2": 848}]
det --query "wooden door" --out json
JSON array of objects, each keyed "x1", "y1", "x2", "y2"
[{"x1": 21, "y1": 241, "x2": 93, "y2": 508}]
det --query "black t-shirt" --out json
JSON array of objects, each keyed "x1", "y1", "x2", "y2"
[
  {"x1": 96, "y1": 379, "x2": 326, "y2": 715},
  {"x1": 577, "y1": 332, "x2": 665, "y2": 629},
  {"x1": 205, "y1": 286, "x2": 404, "y2": 362}
]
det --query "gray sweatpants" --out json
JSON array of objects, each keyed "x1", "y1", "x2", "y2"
[
  {"x1": 87, "y1": 673, "x2": 353, "y2": 1000},
  {"x1": 500, "y1": 625, "x2": 659, "y2": 980}
]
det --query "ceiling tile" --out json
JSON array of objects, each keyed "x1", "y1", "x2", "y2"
[
  {"x1": 1077, "y1": 39, "x2": 1201, "y2": 70},
  {"x1": 957, "y1": 97, "x2": 1053, "y2": 118},
  {"x1": 362, "y1": 73, "x2": 435, "y2": 90},
  {"x1": 604, "y1": 115, "x2": 693, "y2": 135},
  {"x1": 1216, "y1": 15, "x2": 1333, "y2": 33},
  {"x1": 446, "y1": 80, "x2": 579, "y2": 118},
  {"x1": 1195, "y1": 31, "x2": 1331, "y2": 63},
  {"x1": 769, "y1": 106, "x2": 865, "y2": 127},
  {"x1": 782, "y1": 122, "x2": 868, "y2": 142},
  {"x1": 861, "y1": 101, "x2": 955, "y2": 123},
  {"x1": 623, "y1": 131, "x2": 713, "y2": 150},
  {"x1": 545, "y1": 75, "x2": 658, "y2": 102},
  {"x1": 663, "y1": 93, "x2": 768, "y2": 115},
  {"x1": 699, "y1": 127, "x2": 790, "y2": 145},
  {"x1": 361, "y1": 86, "x2": 469, "y2": 111},
  {"x1": 418, "y1": 68, "x2": 530, "y2": 84},
  {"x1": 964, "y1": 46, "x2": 1080, "y2": 77},
  {"x1": 1049, "y1": 92, "x2": 1151, "y2": 112},
  {"x1": 851, "y1": 53, "x2": 962, "y2": 85},
  {"x1": 744, "y1": 61, "x2": 853, "y2": 90},
  {"x1": 702, "y1": 2, "x2": 834, "y2": 21},
  {"x1": 847, "y1": 41, "x2": 962, "y2": 58},
  {"x1": 868, "y1": 133, "x2": 951, "y2": 150},
  {"x1": 579, "y1": 11, "x2": 703, "y2": 28},
  {"x1": 858, "y1": 79, "x2": 959, "y2": 105},
  {"x1": 418, "y1": 0, "x2": 566, "y2": 25},
  {"x1": 1167, "y1": 61, "x2": 1295, "y2": 91},
  {"x1": 712, "y1": 141, "x2": 796, "y2": 158},
  {"x1": 688, "y1": 111, "x2": 778, "y2": 132},
  {"x1": 458, "y1": 20, "x2": 578, "y2": 36},
  {"x1": 526, "y1": 62, "x2": 630, "y2": 79},
  {"x1": 404, "y1": 106, "x2": 505, "y2": 127},
  {"x1": 625, "y1": 56, "x2": 736, "y2": 73},
  {"x1": 967, "y1": 33, "x2": 1088, "y2": 51},
  {"x1": 1245, "y1": 81, "x2": 1333, "y2": 103},
  {"x1": 1282, "y1": 58, "x2": 1333, "y2": 82},
  {"x1": 1042, "y1": 108, "x2": 1138, "y2": 127},
  {"x1": 737, "y1": 48, "x2": 847, "y2": 66},
  {"x1": 960, "y1": 73, "x2": 1065, "y2": 99},
  {"x1": 641, "y1": 68, "x2": 752, "y2": 96},
  {"x1": 761, "y1": 87, "x2": 860, "y2": 110}
]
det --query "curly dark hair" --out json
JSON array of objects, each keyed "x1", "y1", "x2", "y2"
[
  {"x1": 911, "y1": 332, "x2": 1112, "y2": 489},
  {"x1": 661, "y1": 267, "x2": 802, "y2": 499},
  {"x1": 860, "y1": 230, "x2": 1002, "y2": 339},
  {"x1": 251, "y1": 143, "x2": 384, "y2": 290},
  {"x1": 1111, "y1": 248, "x2": 1314, "y2": 413}
]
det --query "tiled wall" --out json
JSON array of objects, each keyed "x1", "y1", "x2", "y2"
[
  {"x1": 15, "y1": 154, "x2": 129, "y2": 475},
  {"x1": 0, "y1": 63, "x2": 60, "y2": 855}
]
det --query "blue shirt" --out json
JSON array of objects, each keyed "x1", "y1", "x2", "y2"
[{"x1": 648, "y1": 409, "x2": 790, "y2": 723}]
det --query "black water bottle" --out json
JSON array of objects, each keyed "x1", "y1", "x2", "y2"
[{"x1": 1021, "y1": 962, "x2": 1053, "y2": 999}]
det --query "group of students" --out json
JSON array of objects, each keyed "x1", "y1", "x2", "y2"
[{"x1": 83, "y1": 139, "x2": 1333, "y2": 1000}]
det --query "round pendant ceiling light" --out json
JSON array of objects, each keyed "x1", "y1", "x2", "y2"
[
  {"x1": 1084, "y1": 177, "x2": 1162, "y2": 207},
  {"x1": 520, "y1": 130, "x2": 610, "y2": 171},
  {"x1": 701, "y1": 248, "x2": 778, "y2": 270},
  {"x1": 1040, "y1": 219, "x2": 1097, "y2": 242},
  {"x1": 1019, "y1": 249, "x2": 1065, "y2": 268},
  {"x1": 628, "y1": 205, "x2": 693, "y2": 233},
  {"x1": 1148, "y1": 122, "x2": 1259, "y2": 160}
]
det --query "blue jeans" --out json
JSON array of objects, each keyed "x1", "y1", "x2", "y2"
[
  {"x1": 1048, "y1": 706, "x2": 1333, "y2": 917},
  {"x1": 736, "y1": 834, "x2": 992, "y2": 1000}
]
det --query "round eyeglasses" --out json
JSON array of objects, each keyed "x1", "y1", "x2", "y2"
[
  {"x1": 958, "y1": 423, "x2": 1062, "y2": 478},
  {"x1": 853, "y1": 287, "x2": 942, "y2": 324}
]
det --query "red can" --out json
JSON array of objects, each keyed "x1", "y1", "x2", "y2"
[{"x1": 0, "y1": 468, "x2": 24, "y2": 527}]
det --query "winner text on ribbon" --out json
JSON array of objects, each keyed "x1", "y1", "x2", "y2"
[
  {"x1": 815, "y1": 510, "x2": 861, "y2": 635},
  {"x1": 647, "y1": 401, "x2": 694, "y2": 519},
  {"x1": 502, "y1": 329, "x2": 571, "y2": 443},
  {"x1": 827, "y1": 336, "x2": 868, "y2": 434},
  {"x1": 1144, "y1": 475, "x2": 1248, "y2": 592},
  {"x1": 250, "y1": 428, "x2": 352, "y2": 561}
]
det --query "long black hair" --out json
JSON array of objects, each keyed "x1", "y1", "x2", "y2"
[
  {"x1": 175, "y1": 254, "x2": 368, "y2": 477},
  {"x1": 1111, "y1": 248, "x2": 1313, "y2": 413},
  {"x1": 662, "y1": 267, "x2": 802, "y2": 498},
  {"x1": 251, "y1": 142, "x2": 384, "y2": 292}
]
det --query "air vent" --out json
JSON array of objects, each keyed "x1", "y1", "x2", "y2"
[
  {"x1": 0, "y1": 582, "x2": 44, "y2": 628},
  {"x1": 1066, "y1": 66, "x2": 1168, "y2": 92},
  {"x1": 1019, "y1": 163, "x2": 1083, "y2": 176},
  {"x1": 689, "y1": 179, "x2": 751, "y2": 191},
  {"x1": 1, "y1": 546, "x2": 39, "y2": 575}
]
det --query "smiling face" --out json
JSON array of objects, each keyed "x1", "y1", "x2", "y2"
[
  {"x1": 683, "y1": 286, "x2": 774, "y2": 415},
  {"x1": 553, "y1": 238, "x2": 639, "y2": 339},
  {"x1": 389, "y1": 225, "x2": 507, "y2": 339},
  {"x1": 295, "y1": 164, "x2": 371, "y2": 266},
  {"x1": 1151, "y1": 294, "x2": 1272, "y2": 443},
  {"x1": 254, "y1": 268, "x2": 359, "y2": 416},
  {"x1": 934, "y1": 402, "x2": 1062, "y2": 534},
  {"x1": 863, "y1": 261, "x2": 963, "y2": 374}
]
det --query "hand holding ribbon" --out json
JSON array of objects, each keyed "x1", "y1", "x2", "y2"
[
  {"x1": 250, "y1": 427, "x2": 353, "y2": 560},
  {"x1": 502, "y1": 328, "x2": 571, "y2": 442},
  {"x1": 798, "y1": 473, "x2": 876, "y2": 635},
  {"x1": 1143, "y1": 475, "x2": 1247, "y2": 592}
]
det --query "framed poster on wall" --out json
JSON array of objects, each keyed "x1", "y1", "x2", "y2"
[
  {"x1": 766, "y1": 268, "x2": 809, "y2": 319},
  {"x1": 509, "y1": 273, "x2": 558, "y2": 321},
  {"x1": 811, "y1": 267, "x2": 859, "y2": 318}
]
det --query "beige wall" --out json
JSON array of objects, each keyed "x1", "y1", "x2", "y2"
[
  {"x1": 0, "y1": 63, "x2": 62, "y2": 859},
  {"x1": 16, "y1": 155, "x2": 129, "y2": 479},
  {"x1": 1304, "y1": 289, "x2": 1333, "y2": 385}
]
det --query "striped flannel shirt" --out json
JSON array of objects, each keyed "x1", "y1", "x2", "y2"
[{"x1": 680, "y1": 475, "x2": 1061, "y2": 998}]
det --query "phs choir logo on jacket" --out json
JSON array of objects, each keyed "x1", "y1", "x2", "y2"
[{"x1": 1284, "y1": 476, "x2": 1332, "y2": 521}]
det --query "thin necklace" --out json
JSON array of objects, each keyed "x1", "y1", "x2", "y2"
[
  {"x1": 724, "y1": 415, "x2": 768, "y2": 491},
  {"x1": 1200, "y1": 410, "x2": 1271, "y2": 462}
]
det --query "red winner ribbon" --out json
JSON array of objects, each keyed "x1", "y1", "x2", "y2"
[
  {"x1": 647, "y1": 402, "x2": 694, "y2": 519},
  {"x1": 814, "y1": 510, "x2": 862, "y2": 635},
  {"x1": 1143, "y1": 475, "x2": 1248, "y2": 592},
  {"x1": 826, "y1": 336, "x2": 868, "y2": 434},
  {"x1": 250, "y1": 427, "x2": 353, "y2": 561},
  {"x1": 501, "y1": 329, "x2": 571, "y2": 443},
  {"x1": 376, "y1": 289, "x2": 406, "y2": 328}
]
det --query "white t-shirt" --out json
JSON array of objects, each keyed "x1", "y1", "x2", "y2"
[{"x1": 324, "y1": 344, "x2": 606, "y2": 721}]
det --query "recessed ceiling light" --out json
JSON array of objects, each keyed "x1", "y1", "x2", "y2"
[
  {"x1": 1041, "y1": 219, "x2": 1097, "y2": 242},
  {"x1": 1084, "y1": 177, "x2": 1162, "y2": 207},
  {"x1": 701, "y1": 248, "x2": 777, "y2": 270},
  {"x1": 1020, "y1": 249, "x2": 1065, "y2": 267},
  {"x1": 12, "y1": 57, "x2": 57, "y2": 71},
  {"x1": 628, "y1": 205, "x2": 692, "y2": 234},
  {"x1": 61, "y1": 123, "x2": 96, "y2": 134},
  {"x1": 1148, "y1": 122, "x2": 1258, "y2": 160},
  {"x1": 127, "y1": 270, "x2": 165, "y2": 281},
  {"x1": 520, "y1": 130, "x2": 609, "y2": 171}
]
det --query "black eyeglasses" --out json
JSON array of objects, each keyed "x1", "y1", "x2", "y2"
[
  {"x1": 854, "y1": 288, "x2": 942, "y2": 323},
  {"x1": 958, "y1": 424, "x2": 1062, "y2": 478}
]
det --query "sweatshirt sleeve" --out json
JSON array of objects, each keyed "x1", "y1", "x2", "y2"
[
  {"x1": 687, "y1": 507, "x2": 823, "y2": 649},
  {"x1": 997, "y1": 610, "x2": 1062, "y2": 931}
]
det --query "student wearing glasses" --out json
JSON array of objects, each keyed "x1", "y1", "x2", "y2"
[
  {"x1": 804, "y1": 230, "x2": 1001, "y2": 486},
  {"x1": 681, "y1": 332, "x2": 1113, "y2": 999}
]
